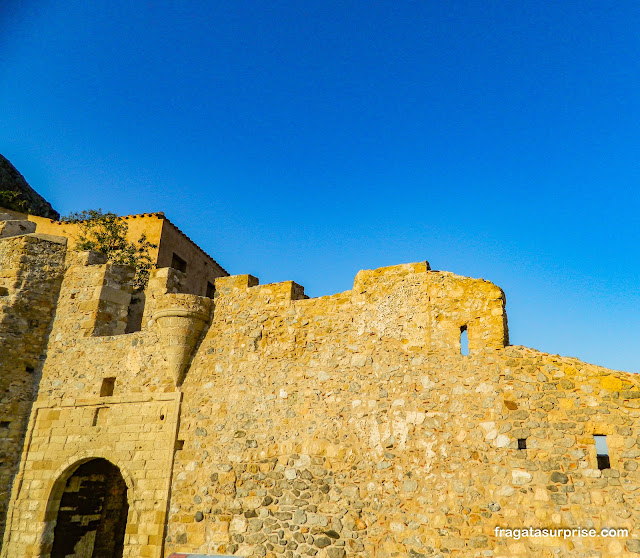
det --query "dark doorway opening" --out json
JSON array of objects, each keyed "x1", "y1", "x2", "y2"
[{"x1": 50, "y1": 458, "x2": 128, "y2": 558}]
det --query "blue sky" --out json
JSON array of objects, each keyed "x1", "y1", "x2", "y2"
[{"x1": 1, "y1": 1, "x2": 638, "y2": 372}]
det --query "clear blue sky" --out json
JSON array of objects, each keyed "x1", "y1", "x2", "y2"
[{"x1": 1, "y1": 1, "x2": 638, "y2": 372}]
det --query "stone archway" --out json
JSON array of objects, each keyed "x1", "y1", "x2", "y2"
[{"x1": 48, "y1": 458, "x2": 129, "y2": 558}]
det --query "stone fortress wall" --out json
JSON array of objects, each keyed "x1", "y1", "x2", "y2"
[{"x1": 1, "y1": 211, "x2": 640, "y2": 558}]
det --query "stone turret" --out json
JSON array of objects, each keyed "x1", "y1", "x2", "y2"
[{"x1": 152, "y1": 293, "x2": 212, "y2": 385}]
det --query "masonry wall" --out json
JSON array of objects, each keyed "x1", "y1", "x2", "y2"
[
  {"x1": 2, "y1": 256, "x2": 640, "y2": 558},
  {"x1": 0, "y1": 260, "x2": 196, "y2": 557},
  {"x1": 166, "y1": 263, "x2": 640, "y2": 558},
  {"x1": 0, "y1": 232, "x2": 66, "y2": 539}
]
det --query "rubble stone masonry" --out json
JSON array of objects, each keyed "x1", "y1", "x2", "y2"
[{"x1": 1, "y1": 216, "x2": 639, "y2": 558}]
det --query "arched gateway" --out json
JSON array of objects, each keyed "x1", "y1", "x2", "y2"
[{"x1": 47, "y1": 458, "x2": 129, "y2": 558}]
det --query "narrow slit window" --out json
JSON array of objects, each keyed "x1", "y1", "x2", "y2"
[
  {"x1": 100, "y1": 377, "x2": 115, "y2": 397},
  {"x1": 460, "y1": 326, "x2": 469, "y2": 356},
  {"x1": 594, "y1": 435, "x2": 610, "y2": 470},
  {"x1": 518, "y1": 438, "x2": 527, "y2": 450}
]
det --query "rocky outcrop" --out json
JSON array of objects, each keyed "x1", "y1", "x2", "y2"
[{"x1": 0, "y1": 154, "x2": 59, "y2": 219}]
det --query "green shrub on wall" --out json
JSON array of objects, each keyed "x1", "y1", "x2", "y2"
[
  {"x1": 62, "y1": 209, "x2": 156, "y2": 291},
  {"x1": 0, "y1": 190, "x2": 29, "y2": 213}
]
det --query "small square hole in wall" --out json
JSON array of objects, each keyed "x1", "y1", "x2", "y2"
[
  {"x1": 25, "y1": 365, "x2": 35, "y2": 373},
  {"x1": 0, "y1": 287, "x2": 8, "y2": 296},
  {"x1": 100, "y1": 377, "x2": 115, "y2": 397},
  {"x1": 175, "y1": 440, "x2": 184, "y2": 450},
  {"x1": 518, "y1": 438, "x2": 527, "y2": 450},
  {"x1": 0, "y1": 421, "x2": 10, "y2": 429}
]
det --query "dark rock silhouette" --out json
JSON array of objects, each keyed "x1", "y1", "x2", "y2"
[{"x1": 0, "y1": 154, "x2": 59, "y2": 219}]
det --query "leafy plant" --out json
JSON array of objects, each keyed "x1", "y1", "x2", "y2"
[
  {"x1": 62, "y1": 209, "x2": 157, "y2": 291},
  {"x1": 0, "y1": 190, "x2": 29, "y2": 212}
]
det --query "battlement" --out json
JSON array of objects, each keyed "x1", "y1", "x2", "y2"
[
  {"x1": 27, "y1": 252, "x2": 508, "y2": 360},
  {"x1": 211, "y1": 261, "x2": 508, "y2": 357}
]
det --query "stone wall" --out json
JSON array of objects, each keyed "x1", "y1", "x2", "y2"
[
  {"x1": 0, "y1": 230, "x2": 66, "y2": 538},
  {"x1": 1, "y1": 251, "x2": 639, "y2": 558},
  {"x1": 167, "y1": 264, "x2": 638, "y2": 558},
  {"x1": 0, "y1": 262, "x2": 193, "y2": 557}
]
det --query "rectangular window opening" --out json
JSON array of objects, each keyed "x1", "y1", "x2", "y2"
[
  {"x1": 594, "y1": 435, "x2": 610, "y2": 470},
  {"x1": 100, "y1": 377, "x2": 115, "y2": 397},
  {"x1": 171, "y1": 253, "x2": 187, "y2": 274},
  {"x1": 0, "y1": 421, "x2": 10, "y2": 429},
  {"x1": 518, "y1": 438, "x2": 527, "y2": 450},
  {"x1": 175, "y1": 440, "x2": 185, "y2": 451},
  {"x1": 460, "y1": 325, "x2": 469, "y2": 356}
]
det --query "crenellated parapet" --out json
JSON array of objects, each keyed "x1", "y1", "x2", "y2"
[
  {"x1": 23, "y1": 256, "x2": 509, "y2": 363},
  {"x1": 208, "y1": 261, "x2": 508, "y2": 357}
]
